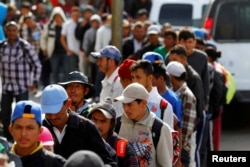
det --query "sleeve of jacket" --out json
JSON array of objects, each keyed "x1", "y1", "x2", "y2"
[
  {"x1": 201, "y1": 61, "x2": 210, "y2": 107},
  {"x1": 156, "y1": 123, "x2": 173, "y2": 167},
  {"x1": 24, "y1": 41, "x2": 42, "y2": 83},
  {"x1": 85, "y1": 120, "x2": 118, "y2": 167}
]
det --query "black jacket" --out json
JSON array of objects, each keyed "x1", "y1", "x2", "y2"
[
  {"x1": 43, "y1": 111, "x2": 117, "y2": 167},
  {"x1": 21, "y1": 147, "x2": 65, "y2": 167}
]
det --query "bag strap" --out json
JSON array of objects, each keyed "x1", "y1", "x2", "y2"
[
  {"x1": 160, "y1": 99, "x2": 168, "y2": 120},
  {"x1": 152, "y1": 117, "x2": 163, "y2": 149}
]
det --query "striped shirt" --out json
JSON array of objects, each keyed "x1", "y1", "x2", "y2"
[{"x1": 0, "y1": 38, "x2": 42, "y2": 95}]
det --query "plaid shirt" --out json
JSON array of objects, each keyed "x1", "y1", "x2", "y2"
[
  {"x1": 175, "y1": 83, "x2": 197, "y2": 152},
  {"x1": 21, "y1": 23, "x2": 43, "y2": 53},
  {"x1": 0, "y1": 38, "x2": 42, "y2": 95}
]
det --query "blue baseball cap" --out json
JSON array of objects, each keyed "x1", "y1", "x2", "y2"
[
  {"x1": 142, "y1": 52, "x2": 164, "y2": 64},
  {"x1": 41, "y1": 84, "x2": 68, "y2": 114},
  {"x1": 11, "y1": 100, "x2": 42, "y2": 125},
  {"x1": 91, "y1": 45, "x2": 121, "y2": 62}
]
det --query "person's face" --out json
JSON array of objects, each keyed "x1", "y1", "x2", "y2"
[
  {"x1": 195, "y1": 43, "x2": 205, "y2": 51},
  {"x1": 71, "y1": 7, "x2": 80, "y2": 21},
  {"x1": 43, "y1": 145, "x2": 54, "y2": 152},
  {"x1": 97, "y1": 57, "x2": 109, "y2": 73},
  {"x1": 5, "y1": 25, "x2": 18, "y2": 41},
  {"x1": 123, "y1": 100, "x2": 147, "y2": 122},
  {"x1": 66, "y1": 83, "x2": 88, "y2": 106},
  {"x1": 84, "y1": 11, "x2": 93, "y2": 20},
  {"x1": 179, "y1": 38, "x2": 196, "y2": 54},
  {"x1": 91, "y1": 20, "x2": 99, "y2": 29},
  {"x1": 9, "y1": 118, "x2": 42, "y2": 150},
  {"x1": 45, "y1": 103, "x2": 69, "y2": 129},
  {"x1": 133, "y1": 26, "x2": 145, "y2": 41},
  {"x1": 123, "y1": 26, "x2": 130, "y2": 38},
  {"x1": 90, "y1": 111, "x2": 111, "y2": 139},
  {"x1": 151, "y1": 75, "x2": 160, "y2": 87},
  {"x1": 54, "y1": 14, "x2": 64, "y2": 24},
  {"x1": 148, "y1": 34, "x2": 159, "y2": 45},
  {"x1": 131, "y1": 68, "x2": 152, "y2": 90},
  {"x1": 164, "y1": 35, "x2": 176, "y2": 49},
  {"x1": 120, "y1": 78, "x2": 132, "y2": 89},
  {"x1": 21, "y1": 8, "x2": 29, "y2": 15},
  {"x1": 168, "y1": 53, "x2": 186, "y2": 66},
  {"x1": 24, "y1": 18, "x2": 33, "y2": 28}
]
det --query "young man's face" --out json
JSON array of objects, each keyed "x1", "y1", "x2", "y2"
[
  {"x1": 90, "y1": 111, "x2": 111, "y2": 139},
  {"x1": 9, "y1": 118, "x2": 42, "y2": 150},
  {"x1": 179, "y1": 38, "x2": 196, "y2": 54},
  {"x1": 168, "y1": 53, "x2": 186, "y2": 66},
  {"x1": 123, "y1": 100, "x2": 147, "y2": 122},
  {"x1": 131, "y1": 68, "x2": 152, "y2": 90},
  {"x1": 45, "y1": 103, "x2": 69, "y2": 130},
  {"x1": 66, "y1": 83, "x2": 88, "y2": 107},
  {"x1": 164, "y1": 35, "x2": 176, "y2": 49},
  {"x1": 97, "y1": 57, "x2": 109, "y2": 74},
  {"x1": 5, "y1": 25, "x2": 18, "y2": 41}
]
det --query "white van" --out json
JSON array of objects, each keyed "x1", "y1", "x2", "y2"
[
  {"x1": 149, "y1": 0, "x2": 210, "y2": 28},
  {"x1": 203, "y1": 0, "x2": 250, "y2": 102}
]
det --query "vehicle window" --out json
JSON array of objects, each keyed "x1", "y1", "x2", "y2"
[
  {"x1": 214, "y1": 1, "x2": 250, "y2": 41},
  {"x1": 159, "y1": 4, "x2": 193, "y2": 26}
]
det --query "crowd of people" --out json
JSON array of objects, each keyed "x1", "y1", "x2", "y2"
[{"x1": 0, "y1": 0, "x2": 235, "y2": 167}]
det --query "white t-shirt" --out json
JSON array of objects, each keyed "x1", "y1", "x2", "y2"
[
  {"x1": 148, "y1": 87, "x2": 174, "y2": 128},
  {"x1": 61, "y1": 19, "x2": 80, "y2": 55}
]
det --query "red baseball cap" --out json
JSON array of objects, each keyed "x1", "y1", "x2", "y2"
[{"x1": 118, "y1": 59, "x2": 135, "y2": 79}]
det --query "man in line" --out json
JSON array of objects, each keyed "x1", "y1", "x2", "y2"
[
  {"x1": 0, "y1": 21, "x2": 42, "y2": 141},
  {"x1": 114, "y1": 83, "x2": 173, "y2": 167},
  {"x1": 92, "y1": 45, "x2": 124, "y2": 116},
  {"x1": 130, "y1": 60, "x2": 175, "y2": 128},
  {"x1": 59, "y1": 71, "x2": 95, "y2": 117},
  {"x1": 88, "y1": 98, "x2": 139, "y2": 167},
  {"x1": 166, "y1": 61, "x2": 197, "y2": 167},
  {"x1": 9, "y1": 100, "x2": 65, "y2": 167},
  {"x1": 40, "y1": 84, "x2": 116, "y2": 166}
]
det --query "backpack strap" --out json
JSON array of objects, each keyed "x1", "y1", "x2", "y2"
[
  {"x1": 160, "y1": 99, "x2": 168, "y2": 120},
  {"x1": 151, "y1": 117, "x2": 163, "y2": 149},
  {"x1": 115, "y1": 116, "x2": 122, "y2": 134}
]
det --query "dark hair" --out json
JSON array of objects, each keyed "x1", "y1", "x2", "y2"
[
  {"x1": 174, "y1": 73, "x2": 187, "y2": 81},
  {"x1": 178, "y1": 28, "x2": 195, "y2": 40},
  {"x1": 152, "y1": 64, "x2": 168, "y2": 81},
  {"x1": 196, "y1": 37, "x2": 205, "y2": 46},
  {"x1": 164, "y1": 29, "x2": 177, "y2": 40},
  {"x1": 169, "y1": 45, "x2": 187, "y2": 57},
  {"x1": 130, "y1": 60, "x2": 153, "y2": 76},
  {"x1": 134, "y1": 99, "x2": 143, "y2": 104}
]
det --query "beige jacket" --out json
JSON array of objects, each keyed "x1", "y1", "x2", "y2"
[{"x1": 118, "y1": 110, "x2": 173, "y2": 167}]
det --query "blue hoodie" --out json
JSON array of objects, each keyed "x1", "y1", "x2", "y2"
[{"x1": 0, "y1": 3, "x2": 7, "y2": 40}]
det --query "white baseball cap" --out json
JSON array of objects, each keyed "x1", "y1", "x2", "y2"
[{"x1": 166, "y1": 61, "x2": 186, "y2": 77}]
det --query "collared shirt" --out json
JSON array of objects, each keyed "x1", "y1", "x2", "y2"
[
  {"x1": 53, "y1": 125, "x2": 68, "y2": 144},
  {"x1": 100, "y1": 68, "x2": 123, "y2": 116},
  {"x1": 148, "y1": 87, "x2": 174, "y2": 128},
  {"x1": 0, "y1": 38, "x2": 42, "y2": 95},
  {"x1": 175, "y1": 83, "x2": 197, "y2": 152},
  {"x1": 61, "y1": 19, "x2": 80, "y2": 55},
  {"x1": 133, "y1": 39, "x2": 142, "y2": 53}
]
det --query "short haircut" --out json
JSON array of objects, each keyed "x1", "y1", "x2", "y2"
[
  {"x1": 130, "y1": 60, "x2": 153, "y2": 76},
  {"x1": 178, "y1": 28, "x2": 195, "y2": 41},
  {"x1": 169, "y1": 45, "x2": 187, "y2": 57},
  {"x1": 152, "y1": 64, "x2": 168, "y2": 81},
  {"x1": 164, "y1": 29, "x2": 177, "y2": 40},
  {"x1": 196, "y1": 37, "x2": 205, "y2": 46}
]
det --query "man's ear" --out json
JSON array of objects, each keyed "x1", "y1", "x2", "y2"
[
  {"x1": 66, "y1": 99, "x2": 72, "y2": 108},
  {"x1": 84, "y1": 87, "x2": 90, "y2": 96}
]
